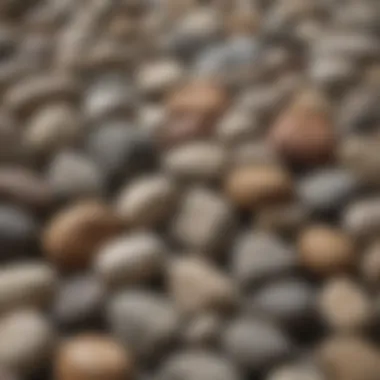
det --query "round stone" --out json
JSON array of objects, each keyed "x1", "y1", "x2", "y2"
[
  {"x1": 318, "y1": 277, "x2": 373, "y2": 332},
  {"x1": 298, "y1": 226, "x2": 356, "y2": 275},
  {"x1": 107, "y1": 291, "x2": 180, "y2": 359},
  {"x1": 0, "y1": 262, "x2": 56, "y2": 314},
  {"x1": 361, "y1": 241, "x2": 380, "y2": 285},
  {"x1": 115, "y1": 175, "x2": 177, "y2": 227},
  {"x1": 95, "y1": 233, "x2": 166, "y2": 288},
  {"x1": 43, "y1": 200, "x2": 122, "y2": 270},
  {"x1": 225, "y1": 164, "x2": 293, "y2": 209},
  {"x1": 0, "y1": 310, "x2": 55, "y2": 374},
  {"x1": 267, "y1": 362, "x2": 326, "y2": 380},
  {"x1": 55, "y1": 335, "x2": 133, "y2": 380},
  {"x1": 168, "y1": 256, "x2": 236, "y2": 314}
]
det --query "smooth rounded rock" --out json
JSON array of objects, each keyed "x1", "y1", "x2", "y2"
[
  {"x1": 55, "y1": 334, "x2": 134, "y2": 380},
  {"x1": 95, "y1": 233, "x2": 166, "y2": 288},
  {"x1": 0, "y1": 310, "x2": 55, "y2": 374},
  {"x1": 107, "y1": 291, "x2": 180, "y2": 359},
  {"x1": 43, "y1": 200, "x2": 122, "y2": 270},
  {"x1": 115, "y1": 175, "x2": 177, "y2": 227},
  {"x1": 361, "y1": 241, "x2": 380, "y2": 285},
  {"x1": 168, "y1": 256, "x2": 236, "y2": 314},
  {"x1": 267, "y1": 362, "x2": 326, "y2": 380},
  {"x1": 298, "y1": 226, "x2": 356, "y2": 275}
]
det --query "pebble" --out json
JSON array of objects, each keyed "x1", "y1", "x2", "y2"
[
  {"x1": 83, "y1": 75, "x2": 135, "y2": 122},
  {"x1": 0, "y1": 167, "x2": 52, "y2": 210},
  {"x1": 0, "y1": 205, "x2": 38, "y2": 259},
  {"x1": 268, "y1": 97, "x2": 335, "y2": 166},
  {"x1": 316, "y1": 336, "x2": 380, "y2": 380},
  {"x1": 168, "y1": 256, "x2": 236, "y2": 314},
  {"x1": 338, "y1": 136, "x2": 380, "y2": 186},
  {"x1": 222, "y1": 317, "x2": 293, "y2": 371},
  {"x1": 232, "y1": 232, "x2": 296, "y2": 287},
  {"x1": 225, "y1": 164, "x2": 293, "y2": 209},
  {"x1": 267, "y1": 362, "x2": 326, "y2": 380},
  {"x1": 318, "y1": 277, "x2": 373, "y2": 332},
  {"x1": 43, "y1": 200, "x2": 122, "y2": 270},
  {"x1": 163, "y1": 142, "x2": 228, "y2": 182},
  {"x1": 86, "y1": 122, "x2": 157, "y2": 186},
  {"x1": 182, "y1": 312, "x2": 222, "y2": 347},
  {"x1": 157, "y1": 350, "x2": 240, "y2": 380},
  {"x1": 361, "y1": 241, "x2": 380, "y2": 285},
  {"x1": 256, "y1": 202, "x2": 309, "y2": 234},
  {"x1": 298, "y1": 225, "x2": 356, "y2": 275},
  {"x1": 137, "y1": 60, "x2": 184, "y2": 97},
  {"x1": 55, "y1": 334, "x2": 133, "y2": 380},
  {"x1": 47, "y1": 150, "x2": 104, "y2": 201},
  {"x1": 171, "y1": 187, "x2": 234, "y2": 254},
  {"x1": 297, "y1": 169, "x2": 359, "y2": 214},
  {"x1": 95, "y1": 233, "x2": 166, "y2": 288},
  {"x1": 343, "y1": 198, "x2": 380, "y2": 237},
  {"x1": 0, "y1": 112, "x2": 24, "y2": 163},
  {"x1": 0, "y1": 310, "x2": 55, "y2": 374},
  {"x1": 115, "y1": 175, "x2": 177, "y2": 227},
  {"x1": 24, "y1": 103, "x2": 82, "y2": 158},
  {"x1": 249, "y1": 278, "x2": 316, "y2": 324},
  {"x1": 163, "y1": 80, "x2": 229, "y2": 145},
  {"x1": 0, "y1": 262, "x2": 56, "y2": 314},
  {"x1": 4, "y1": 74, "x2": 80, "y2": 117},
  {"x1": 52, "y1": 274, "x2": 105, "y2": 328},
  {"x1": 107, "y1": 291, "x2": 180, "y2": 359}
]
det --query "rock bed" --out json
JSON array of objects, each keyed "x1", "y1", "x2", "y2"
[{"x1": 0, "y1": 0, "x2": 379, "y2": 380}]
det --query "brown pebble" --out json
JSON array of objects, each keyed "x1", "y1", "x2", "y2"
[
  {"x1": 55, "y1": 335, "x2": 133, "y2": 380},
  {"x1": 268, "y1": 95, "x2": 335, "y2": 166},
  {"x1": 298, "y1": 225, "x2": 355, "y2": 275},
  {"x1": 43, "y1": 200, "x2": 122, "y2": 270},
  {"x1": 361, "y1": 241, "x2": 380, "y2": 285},
  {"x1": 316, "y1": 336, "x2": 380, "y2": 380},
  {"x1": 225, "y1": 164, "x2": 293, "y2": 209},
  {"x1": 163, "y1": 81, "x2": 229, "y2": 145}
]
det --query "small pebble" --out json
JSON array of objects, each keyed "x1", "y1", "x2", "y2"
[
  {"x1": 318, "y1": 277, "x2": 373, "y2": 332},
  {"x1": 298, "y1": 225, "x2": 356, "y2": 275},
  {"x1": 95, "y1": 232, "x2": 166, "y2": 288},
  {"x1": 157, "y1": 350, "x2": 240, "y2": 380},
  {"x1": 225, "y1": 164, "x2": 293, "y2": 209},
  {"x1": 163, "y1": 142, "x2": 227, "y2": 182},
  {"x1": 168, "y1": 256, "x2": 236, "y2": 314},
  {"x1": 232, "y1": 231, "x2": 296, "y2": 287},
  {"x1": 0, "y1": 310, "x2": 55, "y2": 374},
  {"x1": 361, "y1": 241, "x2": 380, "y2": 285},
  {"x1": 107, "y1": 291, "x2": 180, "y2": 359},
  {"x1": 43, "y1": 200, "x2": 122, "y2": 270},
  {"x1": 222, "y1": 317, "x2": 293, "y2": 371},
  {"x1": 55, "y1": 334, "x2": 133, "y2": 380},
  {"x1": 171, "y1": 187, "x2": 234, "y2": 254},
  {"x1": 116, "y1": 175, "x2": 177, "y2": 227},
  {"x1": 267, "y1": 362, "x2": 326, "y2": 380}
]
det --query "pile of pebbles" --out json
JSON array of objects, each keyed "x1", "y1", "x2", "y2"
[{"x1": 0, "y1": 0, "x2": 380, "y2": 379}]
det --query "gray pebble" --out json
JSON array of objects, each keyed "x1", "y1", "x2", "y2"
[
  {"x1": 172, "y1": 187, "x2": 234, "y2": 254},
  {"x1": 163, "y1": 142, "x2": 227, "y2": 182},
  {"x1": 95, "y1": 233, "x2": 166, "y2": 288},
  {"x1": 107, "y1": 291, "x2": 180, "y2": 359},
  {"x1": 343, "y1": 198, "x2": 380, "y2": 237},
  {"x1": 52, "y1": 274, "x2": 105, "y2": 328},
  {"x1": 222, "y1": 317, "x2": 293, "y2": 371},
  {"x1": 157, "y1": 350, "x2": 240, "y2": 380},
  {"x1": 0, "y1": 205, "x2": 38, "y2": 258},
  {"x1": 298, "y1": 169, "x2": 359, "y2": 214},
  {"x1": 0, "y1": 262, "x2": 56, "y2": 314},
  {"x1": 115, "y1": 175, "x2": 177, "y2": 227},
  {"x1": 267, "y1": 362, "x2": 326, "y2": 380},
  {"x1": 83, "y1": 75, "x2": 135, "y2": 122},
  {"x1": 47, "y1": 150, "x2": 104, "y2": 201},
  {"x1": 86, "y1": 122, "x2": 157, "y2": 186},
  {"x1": 0, "y1": 310, "x2": 55, "y2": 374},
  {"x1": 168, "y1": 256, "x2": 237, "y2": 315},
  {"x1": 232, "y1": 232, "x2": 296, "y2": 287},
  {"x1": 249, "y1": 278, "x2": 316, "y2": 324}
]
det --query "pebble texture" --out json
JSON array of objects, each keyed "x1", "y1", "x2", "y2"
[{"x1": 0, "y1": 1, "x2": 379, "y2": 380}]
